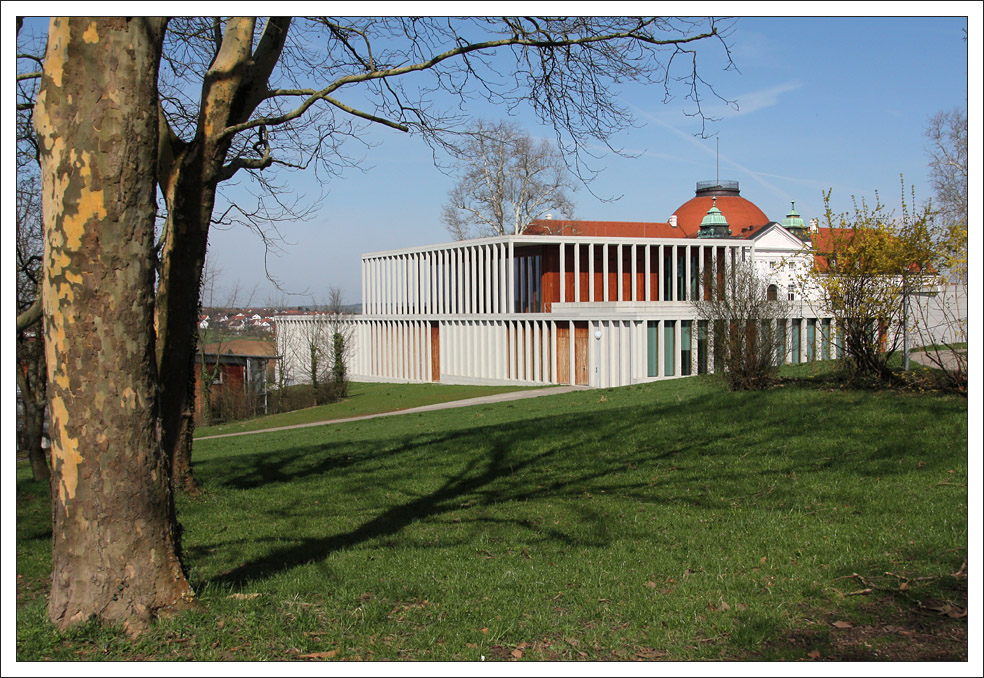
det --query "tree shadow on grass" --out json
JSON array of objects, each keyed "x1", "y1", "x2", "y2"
[
  {"x1": 190, "y1": 383, "x2": 965, "y2": 589},
  {"x1": 206, "y1": 424, "x2": 633, "y2": 587}
]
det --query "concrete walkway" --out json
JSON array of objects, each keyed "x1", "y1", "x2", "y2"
[
  {"x1": 195, "y1": 385, "x2": 588, "y2": 441},
  {"x1": 909, "y1": 349, "x2": 967, "y2": 372}
]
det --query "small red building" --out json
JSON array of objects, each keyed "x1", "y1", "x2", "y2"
[{"x1": 194, "y1": 339, "x2": 278, "y2": 423}]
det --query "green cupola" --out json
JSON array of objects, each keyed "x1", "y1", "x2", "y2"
[
  {"x1": 697, "y1": 197, "x2": 732, "y2": 239},
  {"x1": 781, "y1": 201, "x2": 809, "y2": 241}
]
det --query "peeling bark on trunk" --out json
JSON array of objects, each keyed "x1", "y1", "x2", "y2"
[{"x1": 35, "y1": 17, "x2": 195, "y2": 634}]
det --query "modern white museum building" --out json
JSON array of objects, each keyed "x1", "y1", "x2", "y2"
[{"x1": 277, "y1": 181, "x2": 837, "y2": 389}]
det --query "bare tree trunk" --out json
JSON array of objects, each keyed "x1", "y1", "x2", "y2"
[
  {"x1": 154, "y1": 17, "x2": 291, "y2": 494},
  {"x1": 155, "y1": 185, "x2": 211, "y2": 494},
  {"x1": 17, "y1": 359, "x2": 50, "y2": 483},
  {"x1": 35, "y1": 17, "x2": 195, "y2": 635}
]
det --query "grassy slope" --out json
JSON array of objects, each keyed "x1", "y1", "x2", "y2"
[
  {"x1": 194, "y1": 381, "x2": 543, "y2": 437},
  {"x1": 16, "y1": 372, "x2": 967, "y2": 661}
]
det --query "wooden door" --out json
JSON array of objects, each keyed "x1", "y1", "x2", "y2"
[
  {"x1": 574, "y1": 322, "x2": 589, "y2": 385},
  {"x1": 556, "y1": 325, "x2": 571, "y2": 384},
  {"x1": 430, "y1": 322, "x2": 440, "y2": 381}
]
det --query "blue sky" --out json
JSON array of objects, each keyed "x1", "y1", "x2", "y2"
[
  {"x1": 212, "y1": 14, "x2": 973, "y2": 307},
  {"x1": 10, "y1": 13, "x2": 976, "y2": 306}
]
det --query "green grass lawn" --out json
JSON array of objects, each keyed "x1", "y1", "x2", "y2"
[
  {"x1": 16, "y1": 372, "x2": 967, "y2": 661},
  {"x1": 194, "y1": 381, "x2": 544, "y2": 437}
]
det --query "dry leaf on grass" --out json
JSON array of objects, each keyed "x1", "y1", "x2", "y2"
[
  {"x1": 299, "y1": 650, "x2": 338, "y2": 660},
  {"x1": 832, "y1": 620, "x2": 853, "y2": 629}
]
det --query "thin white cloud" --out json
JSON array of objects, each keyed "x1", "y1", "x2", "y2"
[{"x1": 706, "y1": 80, "x2": 805, "y2": 119}]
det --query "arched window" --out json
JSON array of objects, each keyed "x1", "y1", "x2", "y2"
[{"x1": 767, "y1": 284, "x2": 778, "y2": 301}]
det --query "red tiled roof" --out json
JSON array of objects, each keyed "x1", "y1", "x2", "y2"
[
  {"x1": 526, "y1": 219, "x2": 687, "y2": 238},
  {"x1": 199, "y1": 339, "x2": 278, "y2": 358},
  {"x1": 808, "y1": 227, "x2": 935, "y2": 274}
]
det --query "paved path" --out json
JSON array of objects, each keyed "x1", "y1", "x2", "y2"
[
  {"x1": 909, "y1": 349, "x2": 967, "y2": 372},
  {"x1": 195, "y1": 385, "x2": 588, "y2": 441}
]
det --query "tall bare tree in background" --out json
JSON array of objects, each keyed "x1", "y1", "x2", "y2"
[
  {"x1": 442, "y1": 120, "x2": 577, "y2": 239},
  {"x1": 325, "y1": 287, "x2": 352, "y2": 400},
  {"x1": 15, "y1": 21, "x2": 49, "y2": 482},
  {"x1": 925, "y1": 109, "x2": 968, "y2": 243},
  {"x1": 16, "y1": 175, "x2": 50, "y2": 482},
  {"x1": 23, "y1": 15, "x2": 734, "y2": 632},
  {"x1": 288, "y1": 287, "x2": 352, "y2": 405},
  {"x1": 910, "y1": 108, "x2": 968, "y2": 390}
]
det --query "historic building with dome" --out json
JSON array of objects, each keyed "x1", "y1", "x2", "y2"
[{"x1": 277, "y1": 181, "x2": 833, "y2": 388}]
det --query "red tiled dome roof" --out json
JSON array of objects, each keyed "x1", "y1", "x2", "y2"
[{"x1": 672, "y1": 195, "x2": 771, "y2": 238}]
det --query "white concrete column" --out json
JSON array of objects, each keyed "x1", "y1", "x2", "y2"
[
  {"x1": 657, "y1": 245, "x2": 665, "y2": 301},
  {"x1": 382, "y1": 258, "x2": 389, "y2": 315},
  {"x1": 670, "y1": 244, "x2": 678, "y2": 302},
  {"x1": 401, "y1": 255, "x2": 407, "y2": 314},
  {"x1": 416, "y1": 253, "x2": 423, "y2": 313},
  {"x1": 631, "y1": 244, "x2": 637, "y2": 301},
  {"x1": 426, "y1": 252, "x2": 433, "y2": 313},
  {"x1": 696, "y1": 245, "x2": 704, "y2": 302},
  {"x1": 559, "y1": 242, "x2": 566, "y2": 304},
  {"x1": 380, "y1": 321, "x2": 387, "y2": 377},
  {"x1": 381, "y1": 257, "x2": 387, "y2": 314},
  {"x1": 597, "y1": 321, "x2": 607, "y2": 388},
  {"x1": 644, "y1": 245, "x2": 651, "y2": 301},
  {"x1": 548, "y1": 320, "x2": 557, "y2": 383},
  {"x1": 507, "y1": 240, "x2": 515, "y2": 313},
  {"x1": 461, "y1": 248, "x2": 468, "y2": 315},
  {"x1": 395, "y1": 321, "x2": 402, "y2": 378},
  {"x1": 524, "y1": 320, "x2": 533, "y2": 381},
  {"x1": 470, "y1": 245, "x2": 478, "y2": 314},
  {"x1": 657, "y1": 319, "x2": 665, "y2": 377},
  {"x1": 684, "y1": 245, "x2": 691, "y2": 302},
  {"x1": 573, "y1": 243, "x2": 580, "y2": 303},
  {"x1": 674, "y1": 317, "x2": 682, "y2": 378},
  {"x1": 391, "y1": 257, "x2": 398, "y2": 315},
  {"x1": 603, "y1": 243, "x2": 610, "y2": 301},
  {"x1": 396, "y1": 256, "x2": 403, "y2": 314},
  {"x1": 378, "y1": 259, "x2": 385, "y2": 315},
  {"x1": 588, "y1": 243, "x2": 596, "y2": 302},
  {"x1": 492, "y1": 320, "x2": 500, "y2": 379},
  {"x1": 444, "y1": 249, "x2": 451, "y2": 315},
  {"x1": 496, "y1": 243, "x2": 504, "y2": 313},
  {"x1": 375, "y1": 258, "x2": 382, "y2": 315},
  {"x1": 366, "y1": 259, "x2": 373, "y2": 315},
  {"x1": 491, "y1": 244, "x2": 497, "y2": 314},
  {"x1": 482, "y1": 245, "x2": 490, "y2": 314},
  {"x1": 453, "y1": 248, "x2": 461, "y2": 315},
  {"x1": 568, "y1": 320, "x2": 575, "y2": 385},
  {"x1": 435, "y1": 251, "x2": 442, "y2": 315}
]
